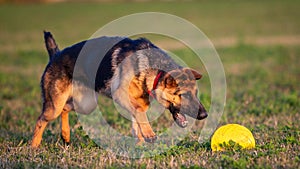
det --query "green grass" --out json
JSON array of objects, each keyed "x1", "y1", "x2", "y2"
[{"x1": 0, "y1": 1, "x2": 300, "y2": 168}]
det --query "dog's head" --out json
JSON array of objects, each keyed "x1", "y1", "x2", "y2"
[{"x1": 154, "y1": 68, "x2": 207, "y2": 127}]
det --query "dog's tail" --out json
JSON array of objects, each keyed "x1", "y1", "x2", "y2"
[{"x1": 44, "y1": 31, "x2": 60, "y2": 60}]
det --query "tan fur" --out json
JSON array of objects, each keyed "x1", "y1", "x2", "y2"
[
  {"x1": 31, "y1": 76, "x2": 72, "y2": 147},
  {"x1": 128, "y1": 77, "x2": 156, "y2": 142},
  {"x1": 61, "y1": 103, "x2": 73, "y2": 144}
]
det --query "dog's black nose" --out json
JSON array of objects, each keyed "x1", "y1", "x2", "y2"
[
  {"x1": 197, "y1": 111, "x2": 208, "y2": 120},
  {"x1": 197, "y1": 103, "x2": 208, "y2": 120}
]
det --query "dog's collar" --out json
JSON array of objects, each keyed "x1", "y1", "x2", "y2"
[{"x1": 148, "y1": 71, "x2": 163, "y2": 98}]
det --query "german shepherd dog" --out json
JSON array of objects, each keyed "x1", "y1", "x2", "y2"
[{"x1": 31, "y1": 31, "x2": 207, "y2": 147}]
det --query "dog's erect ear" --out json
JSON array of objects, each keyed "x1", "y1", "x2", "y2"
[{"x1": 184, "y1": 68, "x2": 202, "y2": 80}]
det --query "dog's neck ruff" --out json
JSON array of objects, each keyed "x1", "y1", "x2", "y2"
[{"x1": 148, "y1": 71, "x2": 163, "y2": 98}]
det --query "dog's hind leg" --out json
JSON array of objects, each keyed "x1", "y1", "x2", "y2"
[
  {"x1": 31, "y1": 81, "x2": 71, "y2": 148},
  {"x1": 31, "y1": 113, "x2": 49, "y2": 148},
  {"x1": 60, "y1": 101, "x2": 73, "y2": 145}
]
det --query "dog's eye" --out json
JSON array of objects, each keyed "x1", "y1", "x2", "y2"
[{"x1": 180, "y1": 92, "x2": 191, "y2": 99}]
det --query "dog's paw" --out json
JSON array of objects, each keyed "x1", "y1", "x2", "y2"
[
  {"x1": 142, "y1": 130, "x2": 157, "y2": 143},
  {"x1": 140, "y1": 125, "x2": 157, "y2": 143},
  {"x1": 31, "y1": 142, "x2": 40, "y2": 148},
  {"x1": 144, "y1": 134, "x2": 157, "y2": 143},
  {"x1": 61, "y1": 134, "x2": 70, "y2": 146}
]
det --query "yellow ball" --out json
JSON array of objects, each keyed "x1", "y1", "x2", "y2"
[{"x1": 211, "y1": 124, "x2": 255, "y2": 151}]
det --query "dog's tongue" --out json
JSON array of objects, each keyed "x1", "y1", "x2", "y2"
[{"x1": 172, "y1": 112, "x2": 188, "y2": 128}]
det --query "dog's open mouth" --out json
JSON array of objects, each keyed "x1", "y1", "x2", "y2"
[{"x1": 172, "y1": 112, "x2": 188, "y2": 128}]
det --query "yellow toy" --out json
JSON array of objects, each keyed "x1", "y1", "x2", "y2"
[{"x1": 211, "y1": 124, "x2": 255, "y2": 151}]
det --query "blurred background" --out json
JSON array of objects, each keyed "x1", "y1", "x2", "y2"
[{"x1": 1, "y1": 0, "x2": 299, "y2": 50}]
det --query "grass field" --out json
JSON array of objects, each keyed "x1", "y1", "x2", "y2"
[{"x1": 0, "y1": 0, "x2": 299, "y2": 168}]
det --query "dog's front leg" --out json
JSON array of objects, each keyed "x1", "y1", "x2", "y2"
[
  {"x1": 133, "y1": 110, "x2": 157, "y2": 143},
  {"x1": 131, "y1": 117, "x2": 144, "y2": 145},
  {"x1": 112, "y1": 88, "x2": 157, "y2": 144},
  {"x1": 127, "y1": 79, "x2": 157, "y2": 143}
]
